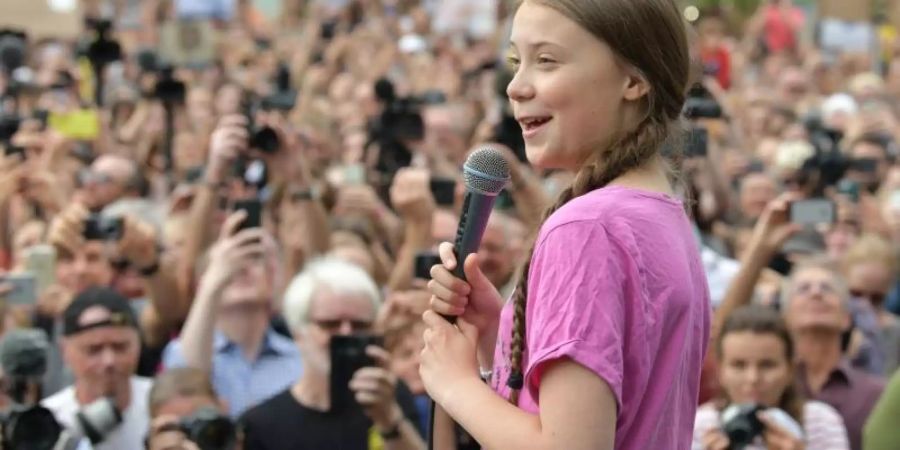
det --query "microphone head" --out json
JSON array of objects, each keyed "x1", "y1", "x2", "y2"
[
  {"x1": 0, "y1": 328, "x2": 49, "y2": 378},
  {"x1": 463, "y1": 147, "x2": 510, "y2": 195}
]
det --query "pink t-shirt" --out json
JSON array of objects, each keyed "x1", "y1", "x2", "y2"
[{"x1": 491, "y1": 185, "x2": 711, "y2": 449}]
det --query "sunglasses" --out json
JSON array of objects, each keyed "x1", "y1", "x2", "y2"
[
  {"x1": 850, "y1": 289, "x2": 886, "y2": 305},
  {"x1": 311, "y1": 318, "x2": 373, "y2": 334}
]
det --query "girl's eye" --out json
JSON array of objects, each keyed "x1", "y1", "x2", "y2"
[
  {"x1": 537, "y1": 56, "x2": 556, "y2": 65},
  {"x1": 507, "y1": 56, "x2": 521, "y2": 69}
]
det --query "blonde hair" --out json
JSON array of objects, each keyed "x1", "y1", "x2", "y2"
[{"x1": 841, "y1": 233, "x2": 898, "y2": 277}]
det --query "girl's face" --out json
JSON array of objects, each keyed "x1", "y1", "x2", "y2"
[
  {"x1": 506, "y1": 2, "x2": 645, "y2": 171},
  {"x1": 719, "y1": 331, "x2": 793, "y2": 407}
]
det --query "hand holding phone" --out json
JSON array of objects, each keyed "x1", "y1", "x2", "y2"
[
  {"x1": 0, "y1": 273, "x2": 37, "y2": 305},
  {"x1": 789, "y1": 198, "x2": 836, "y2": 226},
  {"x1": 330, "y1": 335, "x2": 384, "y2": 413},
  {"x1": 232, "y1": 199, "x2": 263, "y2": 231}
]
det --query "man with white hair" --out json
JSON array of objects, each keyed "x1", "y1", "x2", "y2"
[{"x1": 240, "y1": 257, "x2": 424, "y2": 450}]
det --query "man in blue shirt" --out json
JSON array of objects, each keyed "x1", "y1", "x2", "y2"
[{"x1": 163, "y1": 211, "x2": 301, "y2": 417}]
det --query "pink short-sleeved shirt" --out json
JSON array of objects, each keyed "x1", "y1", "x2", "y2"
[{"x1": 491, "y1": 186, "x2": 711, "y2": 450}]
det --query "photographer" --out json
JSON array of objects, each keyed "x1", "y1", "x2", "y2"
[
  {"x1": 146, "y1": 367, "x2": 241, "y2": 450},
  {"x1": 693, "y1": 305, "x2": 849, "y2": 450},
  {"x1": 42, "y1": 287, "x2": 150, "y2": 450},
  {"x1": 240, "y1": 257, "x2": 423, "y2": 450}
]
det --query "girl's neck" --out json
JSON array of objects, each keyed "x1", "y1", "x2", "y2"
[{"x1": 607, "y1": 155, "x2": 674, "y2": 196}]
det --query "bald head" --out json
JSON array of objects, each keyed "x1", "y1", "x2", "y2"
[{"x1": 83, "y1": 155, "x2": 139, "y2": 210}]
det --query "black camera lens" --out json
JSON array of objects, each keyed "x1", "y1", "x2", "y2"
[
  {"x1": 181, "y1": 408, "x2": 236, "y2": 450},
  {"x1": 250, "y1": 126, "x2": 279, "y2": 154},
  {"x1": 721, "y1": 404, "x2": 765, "y2": 449},
  {"x1": 5, "y1": 406, "x2": 62, "y2": 450}
]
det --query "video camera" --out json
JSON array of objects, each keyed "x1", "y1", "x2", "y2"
[
  {"x1": 0, "y1": 329, "x2": 123, "y2": 449},
  {"x1": 368, "y1": 78, "x2": 425, "y2": 176},
  {"x1": 84, "y1": 18, "x2": 122, "y2": 69}
]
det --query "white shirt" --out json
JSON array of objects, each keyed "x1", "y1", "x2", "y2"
[{"x1": 42, "y1": 377, "x2": 153, "y2": 450}]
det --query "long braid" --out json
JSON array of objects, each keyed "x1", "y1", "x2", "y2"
[{"x1": 506, "y1": 117, "x2": 672, "y2": 404}]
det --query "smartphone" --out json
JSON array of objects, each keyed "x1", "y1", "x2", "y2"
[
  {"x1": 184, "y1": 165, "x2": 205, "y2": 184},
  {"x1": 790, "y1": 199, "x2": 836, "y2": 226},
  {"x1": 24, "y1": 245, "x2": 56, "y2": 295},
  {"x1": 849, "y1": 158, "x2": 878, "y2": 174},
  {"x1": 343, "y1": 164, "x2": 366, "y2": 185},
  {"x1": 685, "y1": 127, "x2": 708, "y2": 158},
  {"x1": 232, "y1": 199, "x2": 263, "y2": 231},
  {"x1": 413, "y1": 251, "x2": 441, "y2": 280},
  {"x1": 83, "y1": 215, "x2": 125, "y2": 241},
  {"x1": 430, "y1": 178, "x2": 457, "y2": 207},
  {"x1": 330, "y1": 335, "x2": 383, "y2": 413},
  {"x1": 47, "y1": 109, "x2": 100, "y2": 140},
  {"x1": 0, "y1": 273, "x2": 37, "y2": 305}
]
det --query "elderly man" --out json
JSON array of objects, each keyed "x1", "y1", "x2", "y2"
[
  {"x1": 240, "y1": 257, "x2": 424, "y2": 450},
  {"x1": 781, "y1": 259, "x2": 885, "y2": 450}
]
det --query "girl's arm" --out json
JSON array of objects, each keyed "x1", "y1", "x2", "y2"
[{"x1": 441, "y1": 359, "x2": 616, "y2": 450}]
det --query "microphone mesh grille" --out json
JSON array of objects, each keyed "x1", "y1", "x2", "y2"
[{"x1": 463, "y1": 147, "x2": 510, "y2": 195}]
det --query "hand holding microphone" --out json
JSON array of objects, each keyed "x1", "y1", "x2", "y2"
[{"x1": 426, "y1": 147, "x2": 510, "y2": 335}]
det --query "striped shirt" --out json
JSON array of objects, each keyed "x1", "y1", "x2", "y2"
[{"x1": 692, "y1": 401, "x2": 850, "y2": 449}]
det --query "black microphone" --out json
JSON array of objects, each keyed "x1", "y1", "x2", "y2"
[{"x1": 446, "y1": 147, "x2": 510, "y2": 323}]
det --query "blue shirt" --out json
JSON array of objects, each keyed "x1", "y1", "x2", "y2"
[
  {"x1": 163, "y1": 329, "x2": 302, "y2": 417},
  {"x1": 174, "y1": 0, "x2": 236, "y2": 20}
]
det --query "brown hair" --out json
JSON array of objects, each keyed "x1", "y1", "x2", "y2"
[
  {"x1": 715, "y1": 305, "x2": 805, "y2": 421},
  {"x1": 505, "y1": 0, "x2": 690, "y2": 404},
  {"x1": 149, "y1": 368, "x2": 218, "y2": 417}
]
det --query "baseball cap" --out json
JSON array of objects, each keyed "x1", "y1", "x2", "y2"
[{"x1": 62, "y1": 287, "x2": 138, "y2": 337}]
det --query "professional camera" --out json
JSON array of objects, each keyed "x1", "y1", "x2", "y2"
[
  {"x1": 0, "y1": 329, "x2": 66, "y2": 450},
  {"x1": 177, "y1": 407, "x2": 237, "y2": 450},
  {"x1": 683, "y1": 83, "x2": 723, "y2": 120},
  {"x1": 243, "y1": 96, "x2": 279, "y2": 155},
  {"x1": 367, "y1": 78, "x2": 425, "y2": 176},
  {"x1": 0, "y1": 29, "x2": 27, "y2": 74},
  {"x1": 76, "y1": 397, "x2": 122, "y2": 445},
  {"x1": 82, "y1": 215, "x2": 125, "y2": 241},
  {"x1": 721, "y1": 403, "x2": 765, "y2": 450},
  {"x1": 84, "y1": 19, "x2": 122, "y2": 69},
  {"x1": 154, "y1": 64, "x2": 187, "y2": 105}
]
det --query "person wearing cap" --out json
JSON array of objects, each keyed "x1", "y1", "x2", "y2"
[{"x1": 41, "y1": 286, "x2": 151, "y2": 450}]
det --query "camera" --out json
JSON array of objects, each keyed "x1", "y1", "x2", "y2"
[
  {"x1": 76, "y1": 397, "x2": 122, "y2": 444},
  {"x1": 1, "y1": 404, "x2": 64, "y2": 450},
  {"x1": 243, "y1": 96, "x2": 279, "y2": 154},
  {"x1": 178, "y1": 407, "x2": 237, "y2": 450},
  {"x1": 683, "y1": 83, "x2": 723, "y2": 120},
  {"x1": 0, "y1": 29, "x2": 27, "y2": 76},
  {"x1": 154, "y1": 64, "x2": 187, "y2": 105},
  {"x1": 84, "y1": 19, "x2": 122, "y2": 69},
  {"x1": 368, "y1": 78, "x2": 425, "y2": 176},
  {"x1": 721, "y1": 403, "x2": 765, "y2": 449},
  {"x1": 83, "y1": 215, "x2": 125, "y2": 241}
]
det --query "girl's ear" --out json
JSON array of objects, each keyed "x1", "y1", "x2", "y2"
[{"x1": 623, "y1": 70, "x2": 650, "y2": 102}]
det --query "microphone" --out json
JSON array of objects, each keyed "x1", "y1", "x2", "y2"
[
  {"x1": 0, "y1": 328, "x2": 49, "y2": 379},
  {"x1": 447, "y1": 147, "x2": 511, "y2": 322}
]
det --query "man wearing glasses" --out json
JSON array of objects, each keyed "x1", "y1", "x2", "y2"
[{"x1": 240, "y1": 257, "x2": 424, "y2": 450}]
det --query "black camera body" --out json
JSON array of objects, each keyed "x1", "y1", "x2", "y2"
[
  {"x1": 178, "y1": 407, "x2": 237, "y2": 450},
  {"x1": 683, "y1": 83, "x2": 723, "y2": 120},
  {"x1": 721, "y1": 403, "x2": 765, "y2": 450},
  {"x1": 83, "y1": 215, "x2": 125, "y2": 241},
  {"x1": 154, "y1": 65, "x2": 187, "y2": 105},
  {"x1": 1, "y1": 404, "x2": 63, "y2": 450}
]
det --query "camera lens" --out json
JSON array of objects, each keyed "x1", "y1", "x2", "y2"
[
  {"x1": 190, "y1": 417, "x2": 236, "y2": 450},
  {"x1": 7, "y1": 406, "x2": 62, "y2": 450}
]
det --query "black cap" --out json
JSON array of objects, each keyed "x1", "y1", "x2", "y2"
[{"x1": 63, "y1": 287, "x2": 138, "y2": 337}]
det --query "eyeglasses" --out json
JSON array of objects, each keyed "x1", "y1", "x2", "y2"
[
  {"x1": 792, "y1": 280, "x2": 837, "y2": 296},
  {"x1": 850, "y1": 289, "x2": 886, "y2": 304},
  {"x1": 79, "y1": 169, "x2": 114, "y2": 186},
  {"x1": 311, "y1": 318, "x2": 373, "y2": 333}
]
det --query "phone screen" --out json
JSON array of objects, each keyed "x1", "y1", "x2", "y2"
[
  {"x1": 48, "y1": 109, "x2": 100, "y2": 140},
  {"x1": 330, "y1": 335, "x2": 382, "y2": 413},
  {"x1": 232, "y1": 199, "x2": 263, "y2": 231},
  {"x1": 790, "y1": 199, "x2": 835, "y2": 226},
  {"x1": 0, "y1": 274, "x2": 37, "y2": 305}
]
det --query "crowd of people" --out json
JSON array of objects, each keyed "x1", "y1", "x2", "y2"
[{"x1": 0, "y1": 0, "x2": 899, "y2": 449}]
